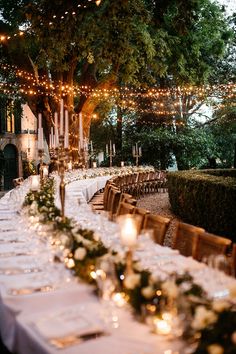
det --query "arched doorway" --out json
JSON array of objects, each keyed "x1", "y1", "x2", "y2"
[{"x1": 3, "y1": 144, "x2": 18, "y2": 190}]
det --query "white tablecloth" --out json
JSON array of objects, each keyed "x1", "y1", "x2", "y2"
[{"x1": 0, "y1": 173, "x2": 234, "y2": 354}]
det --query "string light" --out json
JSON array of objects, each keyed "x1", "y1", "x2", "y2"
[
  {"x1": 0, "y1": 0, "x2": 102, "y2": 43},
  {"x1": 0, "y1": 62, "x2": 235, "y2": 119}
]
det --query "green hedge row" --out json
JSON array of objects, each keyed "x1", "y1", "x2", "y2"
[{"x1": 168, "y1": 169, "x2": 236, "y2": 241}]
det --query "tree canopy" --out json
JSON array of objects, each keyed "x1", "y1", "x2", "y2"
[{"x1": 0, "y1": 0, "x2": 234, "y2": 164}]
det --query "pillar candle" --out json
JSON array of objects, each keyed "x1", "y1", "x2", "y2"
[
  {"x1": 113, "y1": 144, "x2": 116, "y2": 155},
  {"x1": 132, "y1": 145, "x2": 135, "y2": 156},
  {"x1": 38, "y1": 127, "x2": 43, "y2": 150},
  {"x1": 27, "y1": 129, "x2": 30, "y2": 149},
  {"x1": 119, "y1": 216, "x2": 138, "y2": 247},
  {"x1": 54, "y1": 112, "x2": 59, "y2": 147},
  {"x1": 31, "y1": 175, "x2": 40, "y2": 191},
  {"x1": 60, "y1": 99, "x2": 64, "y2": 135},
  {"x1": 79, "y1": 112, "x2": 83, "y2": 149},
  {"x1": 38, "y1": 113, "x2": 42, "y2": 129},
  {"x1": 106, "y1": 144, "x2": 108, "y2": 155},
  {"x1": 90, "y1": 140, "x2": 93, "y2": 153},
  {"x1": 64, "y1": 110, "x2": 69, "y2": 148}
]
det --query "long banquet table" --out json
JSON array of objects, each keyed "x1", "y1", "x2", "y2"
[{"x1": 0, "y1": 172, "x2": 235, "y2": 354}]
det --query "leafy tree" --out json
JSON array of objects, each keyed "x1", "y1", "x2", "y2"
[{"x1": 0, "y1": 0, "x2": 233, "y2": 167}]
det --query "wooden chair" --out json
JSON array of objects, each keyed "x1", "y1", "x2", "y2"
[
  {"x1": 143, "y1": 214, "x2": 171, "y2": 245},
  {"x1": 107, "y1": 189, "x2": 121, "y2": 220},
  {"x1": 116, "y1": 201, "x2": 135, "y2": 217},
  {"x1": 172, "y1": 222, "x2": 205, "y2": 257},
  {"x1": 91, "y1": 182, "x2": 116, "y2": 210},
  {"x1": 193, "y1": 231, "x2": 232, "y2": 262},
  {"x1": 133, "y1": 207, "x2": 150, "y2": 233}
]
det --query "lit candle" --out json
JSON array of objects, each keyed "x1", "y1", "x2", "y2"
[
  {"x1": 118, "y1": 216, "x2": 138, "y2": 248},
  {"x1": 27, "y1": 129, "x2": 30, "y2": 149},
  {"x1": 38, "y1": 127, "x2": 43, "y2": 150},
  {"x1": 40, "y1": 127, "x2": 44, "y2": 149},
  {"x1": 43, "y1": 166, "x2": 48, "y2": 177},
  {"x1": 68, "y1": 161, "x2": 73, "y2": 171},
  {"x1": 121, "y1": 161, "x2": 124, "y2": 167},
  {"x1": 110, "y1": 140, "x2": 112, "y2": 155},
  {"x1": 79, "y1": 112, "x2": 83, "y2": 149},
  {"x1": 54, "y1": 112, "x2": 59, "y2": 147},
  {"x1": 64, "y1": 110, "x2": 69, "y2": 148},
  {"x1": 38, "y1": 113, "x2": 42, "y2": 129},
  {"x1": 31, "y1": 175, "x2": 40, "y2": 191},
  {"x1": 112, "y1": 292, "x2": 127, "y2": 307},
  {"x1": 60, "y1": 99, "x2": 64, "y2": 135},
  {"x1": 49, "y1": 133, "x2": 52, "y2": 149},
  {"x1": 132, "y1": 145, "x2": 135, "y2": 157},
  {"x1": 153, "y1": 318, "x2": 172, "y2": 335},
  {"x1": 50, "y1": 127, "x2": 54, "y2": 149},
  {"x1": 92, "y1": 161, "x2": 97, "y2": 168}
]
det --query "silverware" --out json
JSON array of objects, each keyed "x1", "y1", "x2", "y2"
[
  {"x1": 49, "y1": 330, "x2": 107, "y2": 349},
  {"x1": 0, "y1": 267, "x2": 42, "y2": 275},
  {"x1": 8, "y1": 285, "x2": 54, "y2": 296}
]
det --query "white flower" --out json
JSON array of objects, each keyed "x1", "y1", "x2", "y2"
[
  {"x1": 207, "y1": 344, "x2": 224, "y2": 354},
  {"x1": 133, "y1": 262, "x2": 143, "y2": 272},
  {"x1": 212, "y1": 300, "x2": 230, "y2": 313},
  {"x1": 30, "y1": 201, "x2": 38, "y2": 214},
  {"x1": 149, "y1": 273, "x2": 159, "y2": 285},
  {"x1": 113, "y1": 253, "x2": 125, "y2": 264},
  {"x1": 74, "y1": 247, "x2": 87, "y2": 261},
  {"x1": 192, "y1": 306, "x2": 217, "y2": 330},
  {"x1": 141, "y1": 286, "x2": 155, "y2": 299},
  {"x1": 60, "y1": 234, "x2": 69, "y2": 246},
  {"x1": 161, "y1": 280, "x2": 179, "y2": 299},
  {"x1": 231, "y1": 331, "x2": 236, "y2": 344},
  {"x1": 66, "y1": 258, "x2": 75, "y2": 269},
  {"x1": 93, "y1": 233, "x2": 100, "y2": 242},
  {"x1": 123, "y1": 273, "x2": 141, "y2": 290}
]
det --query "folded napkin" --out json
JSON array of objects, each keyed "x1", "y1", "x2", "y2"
[
  {"x1": 34, "y1": 304, "x2": 104, "y2": 340},
  {"x1": 0, "y1": 272, "x2": 52, "y2": 296}
]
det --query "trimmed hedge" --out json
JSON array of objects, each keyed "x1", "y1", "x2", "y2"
[{"x1": 168, "y1": 169, "x2": 236, "y2": 241}]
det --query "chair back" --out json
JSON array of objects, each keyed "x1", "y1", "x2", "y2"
[
  {"x1": 143, "y1": 214, "x2": 170, "y2": 245},
  {"x1": 133, "y1": 207, "x2": 150, "y2": 232},
  {"x1": 107, "y1": 189, "x2": 121, "y2": 220},
  {"x1": 116, "y1": 201, "x2": 135, "y2": 216},
  {"x1": 172, "y1": 222, "x2": 205, "y2": 257},
  {"x1": 193, "y1": 231, "x2": 232, "y2": 262}
]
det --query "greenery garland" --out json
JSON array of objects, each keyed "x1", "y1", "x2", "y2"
[{"x1": 23, "y1": 177, "x2": 236, "y2": 354}]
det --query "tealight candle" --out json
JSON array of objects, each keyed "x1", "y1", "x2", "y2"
[
  {"x1": 112, "y1": 292, "x2": 127, "y2": 307},
  {"x1": 68, "y1": 161, "x2": 73, "y2": 171},
  {"x1": 117, "y1": 215, "x2": 138, "y2": 248},
  {"x1": 31, "y1": 175, "x2": 40, "y2": 191},
  {"x1": 43, "y1": 166, "x2": 48, "y2": 177},
  {"x1": 153, "y1": 318, "x2": 172, "y2": 335}
]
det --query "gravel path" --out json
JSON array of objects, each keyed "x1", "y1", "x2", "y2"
[{"x1": 137, "y1": 192, "x2": 181, "y2": 246}]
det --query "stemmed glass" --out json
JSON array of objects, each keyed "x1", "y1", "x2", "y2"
[{"x1": 95, "y1": 257, "x2": 120, "y2": 329}]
